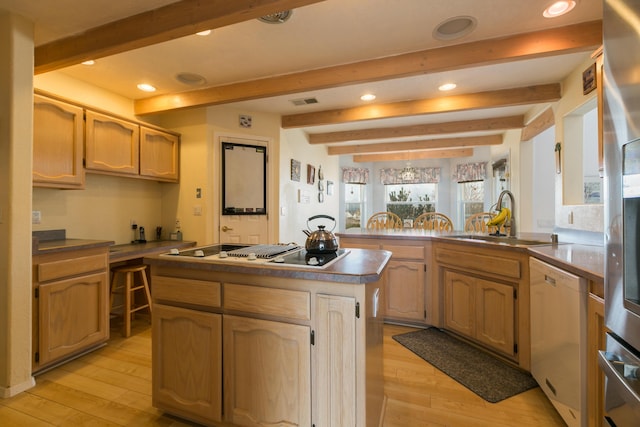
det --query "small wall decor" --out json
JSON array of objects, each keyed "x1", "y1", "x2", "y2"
[
  {"x1": 583, "y1": 63, "x2": 597, "y2": 95},
  {"x1": 290, "y1": 159, "x2": 301, "y2": 181},
  {"x1": 239, "y1": 114, "x2": 252, "y2": 128},
  {"x1": 555, "y1": 142, "x2": 562, "y2": 174},
  {"x1": 307, "y1": 164, "x2": 315, "y2": 185},
  {"x1": 326, "y1": 180, "x2": 334, "y2": 195}
]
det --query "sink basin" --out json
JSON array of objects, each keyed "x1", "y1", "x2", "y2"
[{"x1": 447, "y1": 234, "x2": 554, "y2": 246}]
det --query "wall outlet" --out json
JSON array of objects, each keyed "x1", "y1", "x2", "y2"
[
  {"x1": 193, "y1": 205, "x2": 202, "y2": 216},
  {"x1": 32, "y1": 210, "x2": 41, "y2": 224}
]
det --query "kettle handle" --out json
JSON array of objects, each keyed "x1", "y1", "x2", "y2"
[{"x1": 307, "y1": 214, "x2": 336, "y2": 231}]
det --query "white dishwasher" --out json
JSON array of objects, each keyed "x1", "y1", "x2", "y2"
[{"x1": 529, "y1": 257, "x2": 587, "y2": 427}]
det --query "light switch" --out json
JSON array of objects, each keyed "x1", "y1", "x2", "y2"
[
  {"x1": 193, "y1": 205, "x2": 202, "y2": 216},
  {"x1": 32, "y1": 210, "x2": 41, "y2": 224}
]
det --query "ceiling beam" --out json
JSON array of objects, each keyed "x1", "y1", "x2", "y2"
[
  {"x1": 134, "y1": 21, "x2": 600, "y2": 115},
  {"x1": 521, "y1": 107, "x2": 555, "y2": 141},
  {"x1": 34, "y1": 0, "x2": 326, "y2": 74},
  {"x1": 285, "y1": 84, "x2": 561, "y2": 128},
  {"x1": 309, "y1": 115, "x2": 524, "y2": 144},
  {"x1": 353, "y1": 148, "x2": 474, "y2": 163},
  {"x1": 328, "y1": 135, "x2": 503, "y2": 155}
]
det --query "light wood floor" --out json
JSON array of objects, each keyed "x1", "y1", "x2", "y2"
[{"x1": 0, "y1": 321, "x2": 566, "y2": 426}]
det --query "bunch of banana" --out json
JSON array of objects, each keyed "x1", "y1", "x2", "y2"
[{"x1": 486, "y1": 207, "x2": 511, "y2": 227}]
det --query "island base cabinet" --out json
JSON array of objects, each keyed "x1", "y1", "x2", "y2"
[
  {"x1": 314, "y1": 294, "x2": 357, "y2": 427},
  {"x1": 384, "y1": 260, "x2": 426, "y2": 322},
  {"x1": 223, "y1": 315, "x2": 311, "y2": 427},
  {"x1": 152, "y1": 304, "x2": 222, "y2": 425}
]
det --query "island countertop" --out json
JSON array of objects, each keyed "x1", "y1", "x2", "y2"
[{"x1": 144, "y1": 247, "x2": 391, "y2": 284}]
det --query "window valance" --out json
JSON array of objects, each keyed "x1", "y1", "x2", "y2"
[
  {"x1": 453, "y1": 162, "x2": 488, "y2": 183},
  {"x1": 341, "y1": 167, "x2": 370, "y2": 184},
  {"x1": 380, "y1": 167, "x2": 441, "y2": 185}
]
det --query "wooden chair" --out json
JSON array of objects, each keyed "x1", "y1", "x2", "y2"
[
  {"x1": 110, "y1": 264, "x2": 152, "y2": 337},
  {"x1": 366, "y1": 211, "x2": 403, "y2": 230},
  {"x1": 413, "y1": 212, "x2": 453, "y2": 231},
  {"x1": 464, "y1": 212, "x2": 505, "y2": 234}
]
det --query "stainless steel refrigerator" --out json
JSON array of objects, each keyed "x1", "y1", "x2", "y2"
[{"x1": 600, "y1": 0, "x2": 640, "y2": 425}]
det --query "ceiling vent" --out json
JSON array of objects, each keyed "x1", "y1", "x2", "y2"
[
  {"x1": 290, "y1": 97, "x2": 319, "y2": 106},
  {"x1": 175, "y1": 72, "x2": 207, "y2": 86},
  {"x1": 258, "y1": 10, "x2": 293, "y2": 24}
]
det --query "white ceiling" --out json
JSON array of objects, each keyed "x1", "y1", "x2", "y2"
[{"x1": 0, "y1": 0, "x2": 603, "y2": 156}]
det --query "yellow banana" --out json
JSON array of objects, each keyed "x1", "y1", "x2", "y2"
[{"x1": 486, "y1": 207, "x2": 511, "y2": 226}]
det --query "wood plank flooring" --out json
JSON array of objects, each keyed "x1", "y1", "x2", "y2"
[{"x1": 0, "y1": 321, "x2": 566, "y2": 426}]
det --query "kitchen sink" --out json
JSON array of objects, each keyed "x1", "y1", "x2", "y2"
[{"x1": 447, "y1": 234, "x2": 555, "y2": 246}]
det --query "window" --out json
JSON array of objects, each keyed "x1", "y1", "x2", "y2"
[
  {"x1": 345, "y1": 183, "x2": 366, "y2": 229},
  {"x1": 458, "y1": 181, "x2": 485, "y2": 229},
  {"x1": 385, "y1": 183, "x2": 437, "y2": 224}
]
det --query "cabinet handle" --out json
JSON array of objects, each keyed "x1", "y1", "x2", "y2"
[
  {"x1": 544, "y1": 274, "x2": 556, "y2": 286},
  {"x1": 221, "y1": 226, "x2": 233, "y2": 232}
]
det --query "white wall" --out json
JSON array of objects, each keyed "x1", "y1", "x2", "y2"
[{"x1": 279, "y1": 128, "x2": 340, "y2": 246}]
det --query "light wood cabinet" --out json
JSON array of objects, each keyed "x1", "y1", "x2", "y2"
[
  {"x1": 32, "y1": 247, "x2": 109, "y2": 372},
  {"x1": 140, "y1": 126, "x2": 179, "y2": 181},
  {"x1": 152, "y1": 304, "x2": 222, "y2": 424},
  {"x1": 435, "y1": 241, "x2": 529, "y2": 368},
  {"x1": 587, "y1": 292, "x2": 606, "y2": 427},
  {"x1": 223, "y1": 315, "x2": 311, "y2": 427},
  {"x1": 340, "y1": 237, "x2": 429, "y2": 324},
  {"x1": 443, "y1": 270, "x2": 515, "y2": 358},
  {"x1": 85, "y1": 110, "x2": 139, "y2": 175},
  {"x1": 33, "y1": 94, "x2": 85, "y2": 189}
]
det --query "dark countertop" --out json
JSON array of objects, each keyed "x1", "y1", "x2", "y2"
[
  {"x1": 144, "y1": 247, "x2": 392, "y2": 285},
  {"x1": 109, "y1": 240, "x2": 196, "y2": 263},
  {"x1": 337, "y1": 228, "x2": 604, "y2": 282},
  {"x1": 33, "y1": 238, "x2": 114, "y2": 255}
]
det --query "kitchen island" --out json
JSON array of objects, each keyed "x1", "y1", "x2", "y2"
[{"x1": 144, "y1": 246, "x2": 390, "y2": 427}]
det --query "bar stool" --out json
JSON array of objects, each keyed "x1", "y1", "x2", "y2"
[{"x1": 109, "y1": 264, "x2": 152, "y2": 337}]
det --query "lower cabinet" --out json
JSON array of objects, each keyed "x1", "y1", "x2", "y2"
[
  {"x1": 384, "y1": 259, "x2": 426, "y2": 322},
  {"x1": 152, "y1": 304, "x2": 222, "y2": 424},
  {"x1": 33, "y1": 247, "x2": 109, "y2": 373},
  {"x1": 223, "y1": 315, "x2": 311, "y2": 427},
  {"x1": 587, "y1": 292, "x2": 606, "y2": 427},
  {"x1": 443, "y1": 270, "x2": 515, "y2": 358}
]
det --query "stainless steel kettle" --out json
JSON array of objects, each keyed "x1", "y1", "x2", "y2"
[{"x1": 303, "y1": 215, "x2": 338, "y2": 254}]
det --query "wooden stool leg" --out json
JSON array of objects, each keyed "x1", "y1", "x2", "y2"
[
  {"x1": 141, "y1": 271, "x2": 152, "y2": 315},
  {"x1": 124, "y1": 272, "x2": 132, "y2": 338}
]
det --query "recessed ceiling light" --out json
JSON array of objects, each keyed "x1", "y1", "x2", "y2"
[
  {"x1": 439, "y1": 83, "x2": 457, "y2": 91},
  {"x1": 196, "y1": 29, "x2": 212, "y2": 36},
  {"x1": 258, "y1": 10, "x2": 293, "y2": 24},
  {"x1": 81, "y1": 60, "x2": 95, "y2": 66},
  {"x1": 360, "y1": 94, "x2": 376, "y2": 101},
  {"x1": 137, "y1": 83, "x2": 156, "y2": 92},
  {"x1": 543, "y1": 1, "x2": 577, "y2": 18},
  {"x1": 433, "y1": 16, "x2": 477, "y2": 41}
]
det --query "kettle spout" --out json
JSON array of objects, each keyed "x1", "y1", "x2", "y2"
[{"x1": 302, "y1": 230, "x2": 311, "y2": 237}]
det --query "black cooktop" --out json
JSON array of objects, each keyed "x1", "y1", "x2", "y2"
[
  {"x1": 271, "y1": 249, "x2": 348, "y2": 267},
  {"x1": 175, "y1": 244, "x2": 249, "y2": 257}
]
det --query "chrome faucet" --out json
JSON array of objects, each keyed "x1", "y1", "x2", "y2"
[{"x1": 496, "y1": 190, "x2": 516, "y2": 237}]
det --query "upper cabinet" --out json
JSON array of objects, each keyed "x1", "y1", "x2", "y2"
[
  {"x1": 33, "y1": 94, "x2": 85, "y2": 189},
  {"x1": 34, "y1": 92, "x2": 180, "y2": 188},
  {"x1": 85, "y1": 110, "x2": 139, "y2": 176},
  {"x1": 140, "y1": 126, "x2": 179, "y2": 181}
]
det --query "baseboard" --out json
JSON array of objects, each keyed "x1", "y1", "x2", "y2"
[{"x1": 1, "y1": 376, "x2": 36, "y2": 398}]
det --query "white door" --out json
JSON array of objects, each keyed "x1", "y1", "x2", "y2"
[{"x1": 218, "y1": 136, "x2": 270, "y2": 244}]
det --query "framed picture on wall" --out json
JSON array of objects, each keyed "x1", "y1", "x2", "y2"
[
  {"x1": 307, "y1": 164, "x2": 315, "y2": 185},
  {"x1": 290, "y1": 159, "x2": 301, "y2": 181}
]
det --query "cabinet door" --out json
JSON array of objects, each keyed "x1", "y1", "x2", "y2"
[
  {"x1": 384, "y1": 260, "x2": 425, "y2": 321},
  {"x1": 33, "y1": 94, "x2": 85, "y2": 188},
  {"x1": 475, "y1": 278, "x2": 515, "y2": 357},
  {"x1": 85, "y1": 110, "x2": 139, "y2": 175},
  {"x1": 38, "y1": 271, "x2": 108, "y2": 366},
  {"x1": 443, "y1": 270, "x2": 475, "y2": 338},
  {"x1": 140, "y1": 126, "x2": 179, "y2": 181},
  {"x1": 315, "y1": 294, "x2": 356, "y2": 427},
  {"x1": 587, "y1": 293, "x2": 605, "y2": 427},
  {"x1": 223, "y1": 315, "x2": 311, "y2": 427},
  {"x1": 152, "y1": 304, "x2": 222, "y2": 424}
]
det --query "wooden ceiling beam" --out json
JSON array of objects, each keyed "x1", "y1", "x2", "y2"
[
  {"x1": 353, "y1": 148, "x2": 474, "y2": 162},
  {"x1": 328, "y1": 135, "x2": 502, "y2": 155},
  {"x1": 285, "y1": 84, "x2": 560, "y2": 128},
  {"x1": 521, "y1": 107, "x2": 555, "y2": 141},
  {"x1": 134, "y1": 21, "x2": 600, "y2": 114},
  {"x1": 309, "y1": 115, "x2": 524, "y2": 144},
  {"x1": 34, "y1": 0, "x2": 326, "y2": 74}
]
